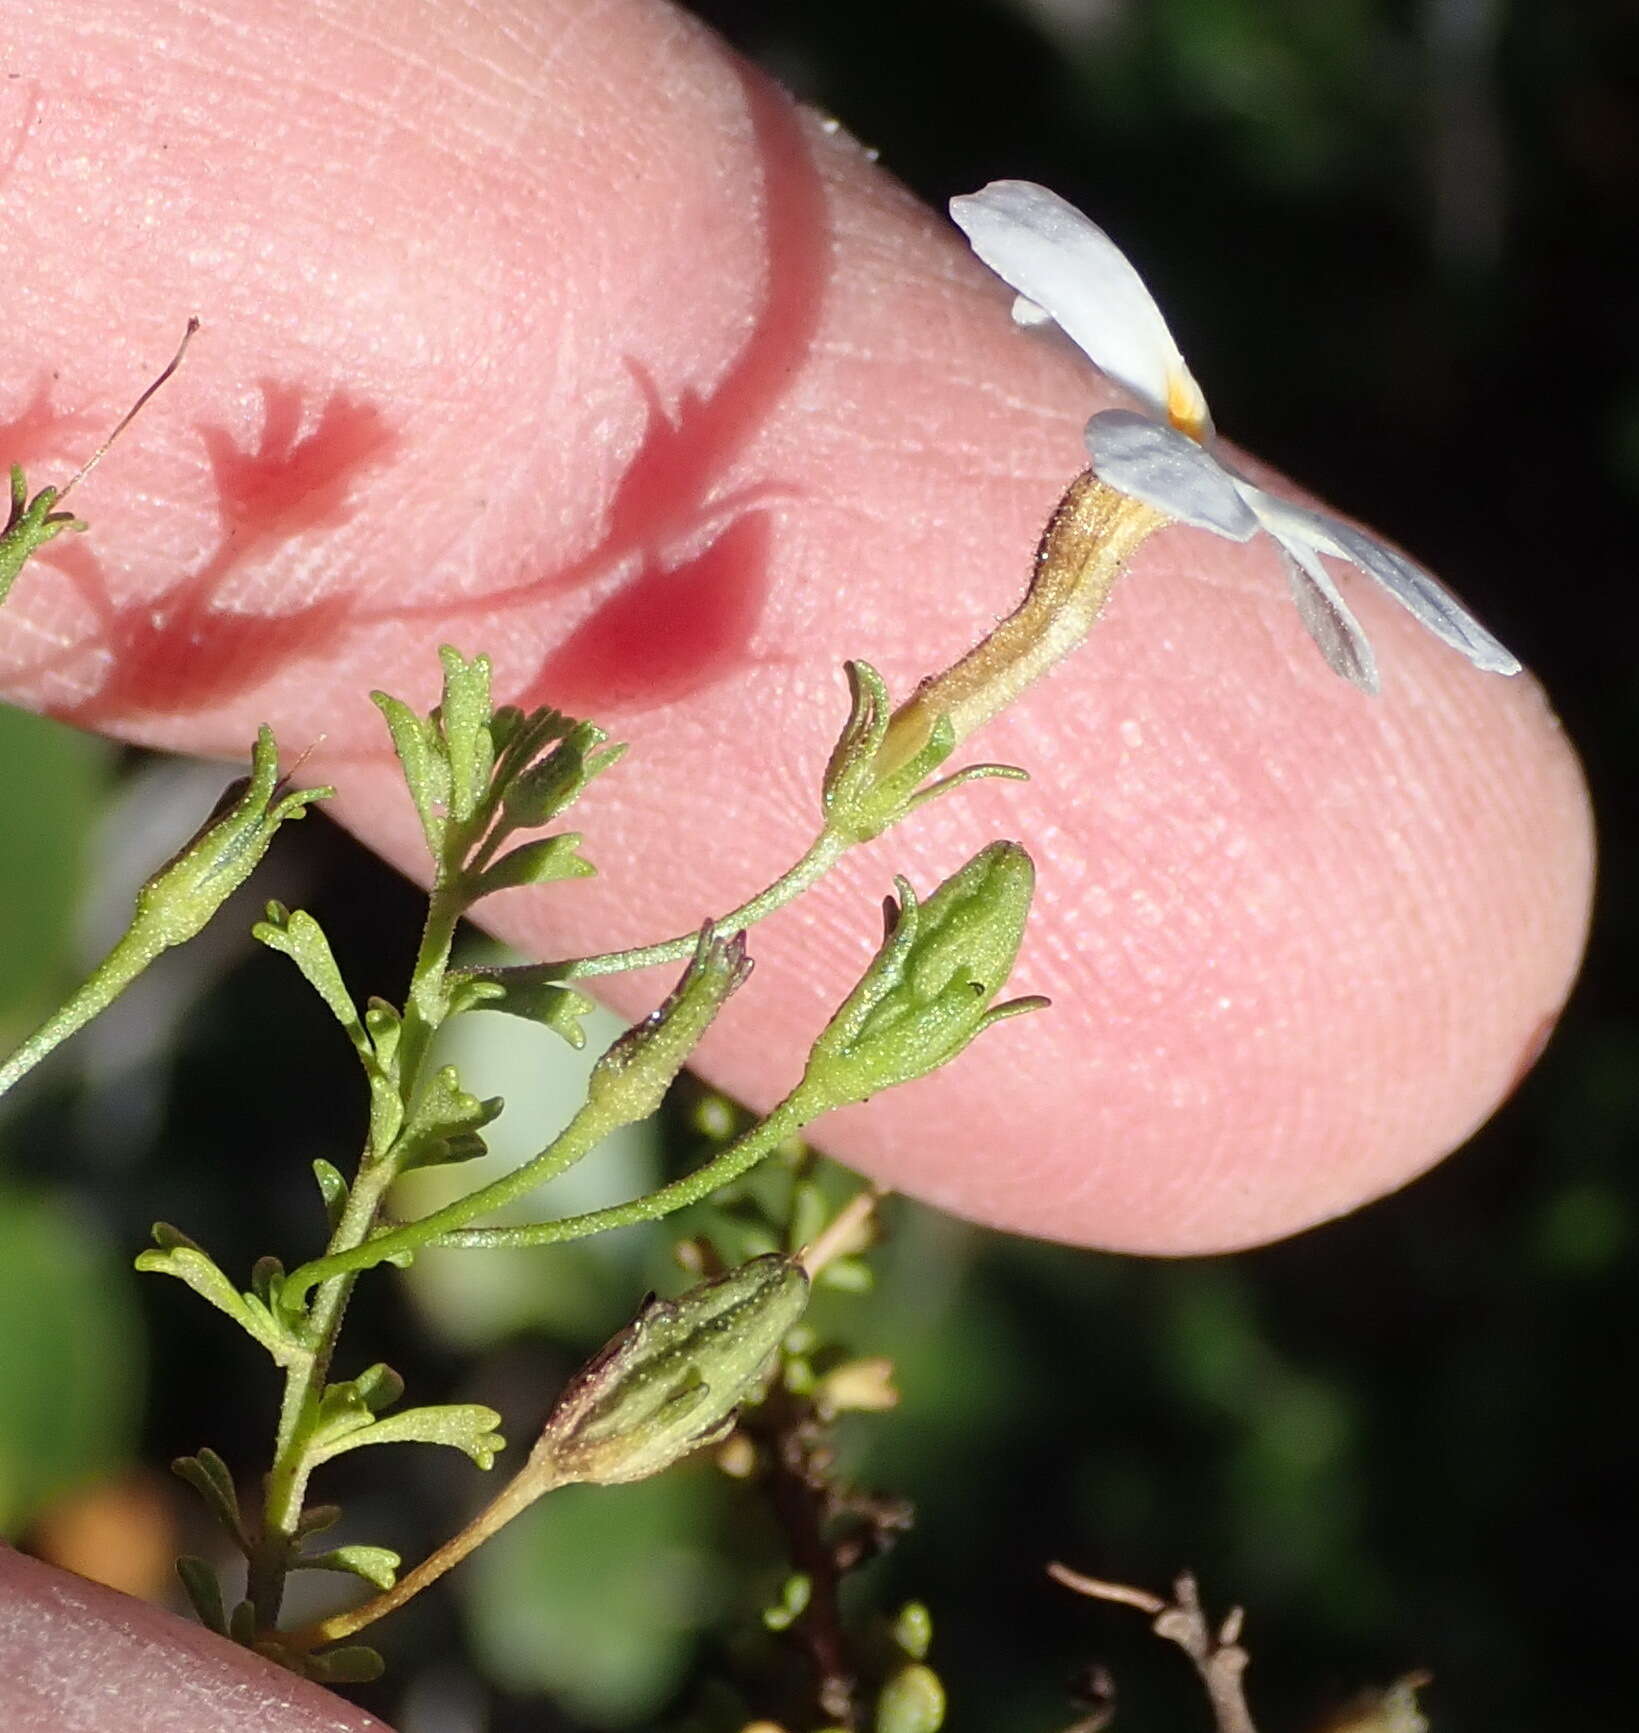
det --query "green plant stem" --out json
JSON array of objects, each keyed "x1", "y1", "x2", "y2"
[
  {"x1": 249, "y1": 869, "x2": 472, "y2": 1627},
  {"x1": 291, "y1": 1455, "x2": 565, "y2": 1651},
  {"x1": 557, "y1": 830, "x2": 847, "y2": 981},
  {"x1": 0, "y1": 928, "x2": 159, "y2": 1098},
  {"x1": 395, "y1": 880, "x2": 468, "y2": 1095},
  {"x1": 286, "y1": 1087, "x2": 813, "y2": 1296},
  {"x1": 247, "y1": 1155, "x2": 400, "y2": 1626},
  {"x1": 432, "y1": 1088, "x2": 813, "y2": 1250},
  {"x1": 282, "y1": 1095, "x2": 612, "y2": 1303}
]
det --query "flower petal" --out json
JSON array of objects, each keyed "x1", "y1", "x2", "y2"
[
  {"x1": 1272, "y1": 531, "x2": 1381, "y2": 693},
  {"x1": 950, "y1": 181, "x2": 1213, "y2": 439},
  {"x1": 1247, "y1": 488, "x2": 1522, "y2": 676},
  {"x1": 1085, "y1": 410, "x2": 1260, "y2": 540},
  {"x1": 1312, "y1": 515, "x2": 1522, "y2": 676}
]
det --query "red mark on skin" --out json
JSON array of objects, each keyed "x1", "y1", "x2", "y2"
[
  {"x1": 530, "y1": 509, "x2": 774, "y2": 714},
  {"x1": 43, "y1": 537, "x2": 358, "y2": 723},
  {"x1": 14, "y1": 66, "x2": 825, "y2": 727},
  {"x1": 0, "y1": 378, "x2": 100, "y2": 468},
  {"x1": 201, "y1": 383, "x2": 393, "y2": 542},
  {"x1": 408, "y1": 59, "x2": 831, "y2": 719},
  {"x1": 23, "y1": 385, "x2": 396, "y2": 726}
]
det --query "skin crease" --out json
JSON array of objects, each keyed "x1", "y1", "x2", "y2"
[{"x1": 0, "y1": 0, "x2": 1594, "y2": 1724}]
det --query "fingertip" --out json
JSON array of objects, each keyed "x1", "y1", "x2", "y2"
[{"x1": 0, "y1": 1548, "x2": 389, "y2": 1732}]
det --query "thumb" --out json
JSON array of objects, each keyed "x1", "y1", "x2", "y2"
[
  {"x1": 0, "y1": 1546, "x2": 386, "y2": 1731},
  {"x1": 1, "y1": 0, "x2": 1592, "y2": 1255}
]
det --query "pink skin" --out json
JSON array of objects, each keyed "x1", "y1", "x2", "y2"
[
  {"x1": 0, "y1": 0, "x2": 1593, "y2": 1722},
  {"x1": 0, "y1": 1547, "x2": 388, "y2": 1731}
]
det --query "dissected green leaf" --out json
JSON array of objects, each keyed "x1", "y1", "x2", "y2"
[
  {"x1": 308, "y1": 1361, "x2": 407, "y2": 1458},
  {"x1": 312, "y1": 1160, "x2": 349, "y2": 1232},
  {"x1": 469, "y1": 833, "x2": 596, "y2": 899},
  {"x1": 172, "y1": 1449, "x2": 246, "y2": 1550},
  {"x1": 435, "y1": 647, "x2": 496, "y2": 829},
  {"x1": 296, "y1": 1544, "x2": 401, "y2": 1591},
  {"x1": 175, "y1": 1556, "x2": 228, "y2": 1635},
  {"x1": 308, "y1": 1402, "x2": 506, "y2": 1469},
  {"x1": 253, "y1": 904, "x2": 369, "y2": 1060},
  {"x1": 0, "y1": 465, "x2": 84, "y2": 608},
  {"x1": 372, "y1": 692, "x2": 449, "y2": 859},
  {"x1": 135, "y1": 1231, "x2": 304, "y2": 1367},
  {"x1": 397, "y1": 1065, "x2": 503, "y2": 1171},
  {"x1": 446, "y1": 966, "x2": 596, "y2": 1048}
]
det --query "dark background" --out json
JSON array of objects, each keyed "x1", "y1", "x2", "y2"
[{"x1": 2, "y1": 2, "x2": 1636, "y2": 1730}]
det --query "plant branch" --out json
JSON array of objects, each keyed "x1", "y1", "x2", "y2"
[
  {"x1": 429, "y1": 1090, "x2": 815, "y2": 1251},
  {"x1": 1050, "y1": 1566, "x2": 1260, "y2": 1733},
  {"x1": 556, "y1": 829, "x2": 847, "y2": 981}
]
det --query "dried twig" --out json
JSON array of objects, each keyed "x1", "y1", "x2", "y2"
[{"x1": 1050, "y1": 1564, "x2": 1260, "y2": 1733}]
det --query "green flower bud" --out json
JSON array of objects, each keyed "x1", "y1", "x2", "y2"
[
  {"x1": 130, "y1": 727, "x2": 331, "y2": 955},
  {"x1": 531, "y1": 1255, "x2": 809, "y2": 1487},
  {"x1": 798, "y1": 841, "x2": 1047, "y2": 1110},
  {"x1": 584, "y1": 927, "x2": 752, "y2": 1127}
]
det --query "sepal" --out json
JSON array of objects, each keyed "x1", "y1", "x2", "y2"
[{"x1": 822, "y1": 661, "x2": 1024, "y2": 845}]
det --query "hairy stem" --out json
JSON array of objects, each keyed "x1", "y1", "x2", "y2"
[
  {"x1": 879, "y1": 475, "x2": 1167, "y2": 772},
  {"x1": 395, "y1": 880, "x2": 469, "y2": 1095},
  {"x1": 556, "y1": 830, "x2": 847, "y2": 981},
  {"x1": 250, "y1": 863, "x2": 476, "y2": 1627},
  {"x1": 429, "y1": 1089, "x2": 813, "y2": 1251},
  {"x1": 0, "y1": 928, "x2": 159, "y2": 1098},
  {"x1": 248, "y1": 1156, "x2": 400, "y2": 1627},
  {"x1": 290, "y1": 1458, "x2": 562, "y2": 1650}
]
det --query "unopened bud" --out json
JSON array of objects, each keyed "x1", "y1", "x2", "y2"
[
  {"x1": 531, "y1": 1255, "x2": 809, "y2": 1487},
  {"x1": 585, "y1": 927, "x2": 752, "y2": 1127},
  {"x1": 130, "y1": 728, "x2": 330, "y2": 955},
  {"x1": 799, "y1": 842, "x2": 1046, "y2": 1110}
]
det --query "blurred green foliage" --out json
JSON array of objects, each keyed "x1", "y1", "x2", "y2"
[
  {"x1": 465, "y1": 1472, "x2": 728, "y2": 1722},
  {"x1": 0, "y1": 705, "x2": 109, "y2": 1044},
  {"x1": 0, "y1": 1187, "x2": 142, "y2": 1532},
  {"x1": 0, "y1": 707, "x2": 135, "y2": 1536}
]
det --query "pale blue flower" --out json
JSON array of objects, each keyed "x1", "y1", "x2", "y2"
[{"x1": 951, "y1": 180, "x2": 1521, "y2": 692}]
